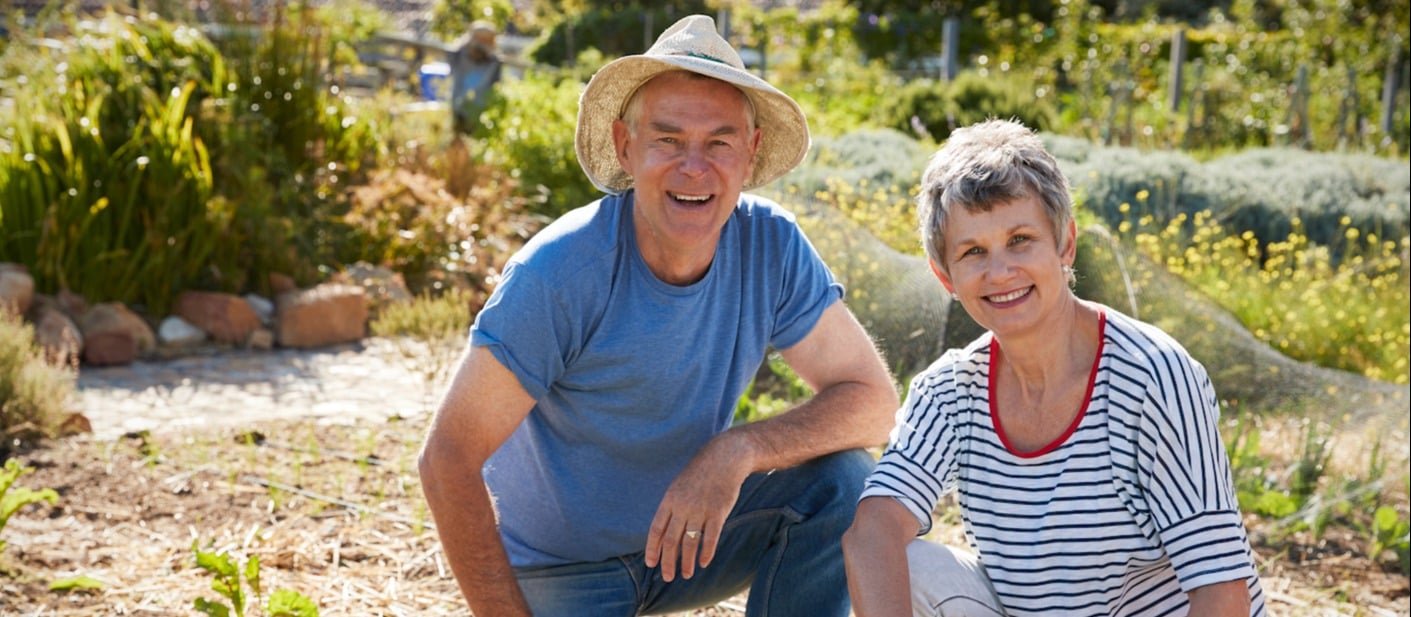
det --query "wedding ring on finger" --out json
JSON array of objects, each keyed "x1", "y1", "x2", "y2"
[{"x1": 684, "y1": 529, "x2": 702, "y2": 541}]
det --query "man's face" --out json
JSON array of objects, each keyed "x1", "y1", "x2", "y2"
[{"x1": 612, "y1": 72, "x2": 761, "y2": 281}]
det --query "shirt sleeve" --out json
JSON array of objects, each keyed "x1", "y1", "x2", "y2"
[
  {"x1": 469, "y1": 263, "x2": 573, "y2": 401},
  {"x1": 860, "y1": 354, "x2": 964, "y2": 535},
  {"x1": 768, "y1": 223, "x2": 843, "y2": 351},
  {"x1": 1137, "y1": 350, "x2": 1257, "y2": 591}
]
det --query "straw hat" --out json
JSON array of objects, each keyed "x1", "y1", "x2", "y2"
[
  {"x1": 575, "y1": 14, "x2": 810, "y2": 195},
  {"x1": 466, "y1": 20, "x2": 497, "y2": 54}
]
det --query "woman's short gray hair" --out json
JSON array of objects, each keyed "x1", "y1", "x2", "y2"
[{"x1": 916, "y1": 119, "x2": 1073, "y2": 275}]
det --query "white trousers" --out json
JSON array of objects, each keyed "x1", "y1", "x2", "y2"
[{"x1": 906, "y1": 540, "x2": 1007, "y2": 617}]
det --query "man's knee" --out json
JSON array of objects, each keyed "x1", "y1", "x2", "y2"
[{"x1": 814, "y1": 448, "x2": 876, "y2": 491}]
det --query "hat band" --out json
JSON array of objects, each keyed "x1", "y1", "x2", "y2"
[{"x1": 682, "y1": 50, "x2": 729, "y2": 65}]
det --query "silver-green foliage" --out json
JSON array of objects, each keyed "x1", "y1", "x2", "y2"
[
  {"x1": 0, "y1": 310, "x2": 75, "y2": 438},
  {"x1": 1054, "y1": 139, "x2": 1411, "y2": 254}
]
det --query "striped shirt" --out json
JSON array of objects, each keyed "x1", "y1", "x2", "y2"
[{"x1": 862, "y1": 308, "x2": 1266, "y2": 616}]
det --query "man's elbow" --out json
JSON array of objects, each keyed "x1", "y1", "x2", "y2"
[
  {"x1": 417, "y1": 435, "x2": 468, "y2": 500},
  {"x1": 860, "y1": 378, "x2": 900, "y2": 444}
]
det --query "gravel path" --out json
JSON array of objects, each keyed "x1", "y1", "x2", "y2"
[{"x1": 74, "y1": 338, "x2": 453, "y2": 440}]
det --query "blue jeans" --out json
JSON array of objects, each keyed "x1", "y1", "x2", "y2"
[{"x1": 513, "y1": 449, "x2": 874, "y2": 616}]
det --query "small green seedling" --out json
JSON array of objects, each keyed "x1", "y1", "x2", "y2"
[
  {"x1": 50, "y1": 575, "x2": 106, "y2": 593},
  {"x1": 191, "y1": 540, "x2": 319, "y2": 617},
  {"x1": 1, "y1": 459, "x2": 59, "y2": 554}
]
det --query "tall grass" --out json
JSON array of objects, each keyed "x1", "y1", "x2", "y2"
[
  {"x1": 0, "y1": 14, "x2": 229, "y2": 316},
  {"x1": 0, "y1": 310, "x2": 75, "y2": 439}
]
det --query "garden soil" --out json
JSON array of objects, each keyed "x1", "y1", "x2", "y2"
[{"x1": 0, "y1": 341, "x2": 1407, "y2": 615}]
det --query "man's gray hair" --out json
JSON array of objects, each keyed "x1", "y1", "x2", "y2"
[{"x1": 619, "y1": 70, "x2": 758, "y2": 135}]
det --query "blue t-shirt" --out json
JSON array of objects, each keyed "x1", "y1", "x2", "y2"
[{"x1": 471, "y1": 190, "x2": 843, "y2": 567}]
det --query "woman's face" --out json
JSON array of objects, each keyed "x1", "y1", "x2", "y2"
[{"x1": 933, "y1": 195, "x2": 1076, "y2": 339}]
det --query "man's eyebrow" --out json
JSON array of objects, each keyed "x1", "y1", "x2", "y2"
[{"x1": 646, "y1": 121, "x2": 744, "y2": 136}]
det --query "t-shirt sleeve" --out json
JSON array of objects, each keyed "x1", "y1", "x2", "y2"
[
  {"x1": 1137, "y1": 351, "x2": 1257, "y2": 591},
  {"x1": 768, "y1": 224, "x2": 844, "y2": 350},
  {"x1": 860, "y1": 358, "x2": 963, "y2": 535},
  {"x1": 469, "y1": 263, "x2": 571, "y2": 401}
]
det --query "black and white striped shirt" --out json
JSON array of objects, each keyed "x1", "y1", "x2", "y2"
[{"x1": 862, "y1": 308, "x2": 1267, "y2": 616}]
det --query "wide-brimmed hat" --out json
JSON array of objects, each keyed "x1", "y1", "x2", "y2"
[
  {"x1": 575, "y1": 14, "x2": 810, "y2": 195},
  {"x1": 465, "y1": 20, "x2": 497, "y2": 54}
]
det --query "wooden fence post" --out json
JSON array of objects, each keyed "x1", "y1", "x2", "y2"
[
  {"x1": 1182, "y1": 57, "x2": 1204, "y2": 149},
  {"x1": 1381, "y1": 43, "x2": 1402, "y2": 141},
  {"x1": 1168, "y1": 28, "x2": 1187, "y2": 113},
  {"x1": 1336, "y1": 64, "x2": 1361, "y2": 149},
  {"x1": 565, "y1": 20, "x2": 575, "y2": 66},
  {"x1": 941, "y1": 16, "x2": 959, "y2": 83},
  {"x1": 1283, "y1": 65, "x2": 1310, "y2": 148}
]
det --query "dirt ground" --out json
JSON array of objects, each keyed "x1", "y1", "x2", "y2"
[{"x1": 1, "y1": 414, "x2": 1408, "y2": 616}]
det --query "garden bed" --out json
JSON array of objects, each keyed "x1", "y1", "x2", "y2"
[{"x1": 2, "y1": 415, "x2": 1406, "y2": 615}]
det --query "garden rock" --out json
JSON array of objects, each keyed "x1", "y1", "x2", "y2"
[
  {"x1": 247, "y1": 327, "x2": 275, "y2": 350},
  {"x1": 243, "y1": 293, "x2": 275, "y2": 326},
  {"x1": 275, "y1": 284, "x2": 367, "y2": 348},
  {"x1": 331, "y1": 261, "x2": 413, "y2": 319},
  {"x1": 31, "y1": 304, "x2": 82, "y2": 366},
  {"x1": 56, "y1": 289, "x2": 88, "y2": 319},
  {"x1": 78, "y1": 303, "x2": 146, "y2": 366},
  {"x1": 0, "y1": 263, "x2": 34, "y2": 316},
  {"x1": 174, "y1": 291, "x2": 260, "y2": 345},
  {"x1": 158, "y1": 315, "x2": 207, "y2": 347},
  {"x1": 269, "y1": 272, "x2": 298, "y2": 295}
]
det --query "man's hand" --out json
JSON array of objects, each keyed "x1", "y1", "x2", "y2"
[{"x1": 643, "y1": 434, "x2": 752, "y2": 581}]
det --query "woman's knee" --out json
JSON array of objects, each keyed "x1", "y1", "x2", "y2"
[{"x1": 905, "y1": 541, "x2": 1005, "y2": 617}]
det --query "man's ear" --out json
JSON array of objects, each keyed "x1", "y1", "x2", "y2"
[
  {"x1": 928, "y1": 260, "x2": 956, "y2": 296},
  {"x1": 612, "y1": 118, "x2": 632, "y2": 172}
]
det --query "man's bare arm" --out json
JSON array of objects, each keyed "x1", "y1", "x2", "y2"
[
  {"x1": 646, "y1": 301, "x2": 899, "y2": 580},
  {"x1": 418, "y1": 345, "x2": 537, "y2": 615}
]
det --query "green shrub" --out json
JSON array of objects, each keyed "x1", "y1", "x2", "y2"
[
  {"x1": 0, "y1": 310, "x2": 74, "y2": 440},
  {"x1": 0, "y1": 8, "x2": 386, "y2": 312},
  {"x1": 0, "y1": 12, "x2": 231, "y2": 315},
  {"x1": 880, "y1": 71, "x2": 1057, "y2": 143},
  {"x1": 473, "y1": 64, "x2": 601, "y2": 218},
  {"x1": 342, "y1": 153, "x2": 543, "y2": 297},
  {"x1": 528, "y1": 1, "x2": 710, "y2": 66},
  {"x1": 202, "y1": 2, "x2": 384, "y2": 293}
]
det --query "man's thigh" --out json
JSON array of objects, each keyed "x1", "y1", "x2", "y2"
[{"x1": 515, "y1": 557, "x2": 640, "y2": 617}]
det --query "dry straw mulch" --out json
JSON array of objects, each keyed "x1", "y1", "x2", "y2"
[{"x1": 1, "y1": 415, "x2": 1406, "y2": 616}]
